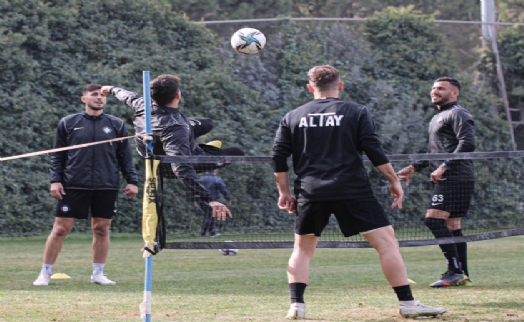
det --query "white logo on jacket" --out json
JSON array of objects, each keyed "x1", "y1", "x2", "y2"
[
  {"x1": 103, "y1": 126, "x2": 113, "y2": 134},
  {"x1": 298, "y1": 113, "x2": 344, "y2": 128}
]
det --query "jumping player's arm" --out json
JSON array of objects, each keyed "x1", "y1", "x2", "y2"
[
  {"x1": 162, "y1": 125, "x2": 232, "y2": 220},
  {"x1": 272, "y1": 115, "x2": 296, "y2": 214},
  {"x1": 101, "y1": 86, "x2": 145, "y2": 115}
]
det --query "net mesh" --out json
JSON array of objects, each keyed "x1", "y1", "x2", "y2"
[{"x1": 157, "y1": 152, "x2": 524, "y2": 249}]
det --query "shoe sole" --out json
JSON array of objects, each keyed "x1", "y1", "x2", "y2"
[
  {"x1": 286, "y1": 309, "x2": 305, "y2": 320},
  {"x1": 401, "y1": 313, "x2": 442, "y2": 318},
  {"x1": 430, "y1": 279, "x2": 468, "y2": 288},
  {"x1": 286, "y1": 317, "x2": 305, "y2": 320}
]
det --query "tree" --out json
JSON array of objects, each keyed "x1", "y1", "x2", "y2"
[{"x1": 0, "y1": 0, "x2": 267, "y2": 236}]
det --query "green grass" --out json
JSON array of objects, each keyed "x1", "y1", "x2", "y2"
[{"x1": 1, "y1": 234, "x2": 523, "y2": 321}]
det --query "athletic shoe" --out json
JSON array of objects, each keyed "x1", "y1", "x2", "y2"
[
  {"x1": 463, "y1": 278, "x2": 473, "y2": 287},
  {"x1": 399, "y1": 301, "x2": 447, "y2": 318},
  {"x1": 209, "y1": 232, "x2": 221, "y2": 238},
  {"x1": 90, "y1": 274, "x2": 116, "y2": 285},
  {"x1": 33, "y1": 273, "x2": 51, "y2": 286},
  {"x1": 429, "y1": 270, "x2": 468, "y2": 287},
  {"x1": 286, "y1": 302, "x2": 306, "y2": 320},
  {"x1": 205, "y1": 140, "x2": 222, "y2": 148}
]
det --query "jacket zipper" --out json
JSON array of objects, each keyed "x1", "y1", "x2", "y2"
[{"x1": 91, "y1": 118, "x2": 96, "y2": 190}]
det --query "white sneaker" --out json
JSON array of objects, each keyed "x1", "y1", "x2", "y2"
[
  {"x1": 90, "y1": 274, "x2": 116, "y2": 285},
  {"x1": 399, "y1": 301, "x2": 447, "y2": 318},
  {"x1": 33, "y1": 273, "x2": 51, "y2": 286},
  {"x1": 286, "y1": 302, "x2": 306, "y2": 320}
]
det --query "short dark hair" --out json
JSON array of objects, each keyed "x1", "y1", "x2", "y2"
[
  {"x1": 82, "y1": 84, "x2": 102, "y2": 95},
  {"x1": 150, "y1": 75, "x2": 181, "y2": 106},
  {"x1": 435, "y1": 77, "x2": 461, "y2": 91},
  {"x1": 307, "y1": 65, "x2": 340, "y2": 92}
]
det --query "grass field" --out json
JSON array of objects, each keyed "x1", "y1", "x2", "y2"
[{"x1": 1, "y1": 234, "x2": 523, "y2": 322}]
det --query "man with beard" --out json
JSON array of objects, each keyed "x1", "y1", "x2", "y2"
[
  {"x1": 33, "y1": 84, "x2": 138, "y2": 287},
  {"x1": 397, "y1": 77, "x2": 476, "y2": 288}
]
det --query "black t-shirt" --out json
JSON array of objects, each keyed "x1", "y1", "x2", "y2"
[{"x1": 271, "y1": 98, "x2": 389, "y2": 202}]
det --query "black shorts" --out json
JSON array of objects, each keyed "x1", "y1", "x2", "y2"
[
  {"x1": 427, "y1": 181, "x2": 475, "y2": 218},
  {"x1": 295, "y1": 198, "x2": 391, "y2": 237},
  {"x1": 56, "y1": 189, "x2": 119, "y2": 219}
]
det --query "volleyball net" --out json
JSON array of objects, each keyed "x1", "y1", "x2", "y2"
[{"x1": 155, "y1": 151, "x2": 524, "y2": 249}]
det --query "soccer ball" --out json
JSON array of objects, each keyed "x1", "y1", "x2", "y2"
[
  {"x1": 219, "y1": 248, "x2": 239, "y2": 256},
  {"x1": 230, "y1": 28, "x2": 266, "y2": 55}
]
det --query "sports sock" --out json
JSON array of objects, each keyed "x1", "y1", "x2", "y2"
[
  {"x1": 93, "y1": 263, "x2": 105, "y2": 276},
  {"x1": 289, "y1": 283, "x2": 307, "y2": 304},
  {"x1": 424, "y1": 218, "x2": 462, "y2": 273},
  {"x1": 393, "y1": 285, "x2": 414, "y2": 302},
  {"x1": 452, "y1": 229, "x2": 469, "y2": 278},
  {"x1": 41, "y1": 264, "x2": 53, "y2": 276}
]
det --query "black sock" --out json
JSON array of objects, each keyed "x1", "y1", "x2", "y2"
[
  {"x1": 452, "y1": 229, "x2": 469, "y2": 278},
  {"x1": 424, "y1": 218, "x2": 462, "y2": 273},
  {"x1": 393, "y1": 285, "x2": 414, "y2": 301},
  {"x1": 289, "y1": 283, "x2": 307, "y2": 304}
]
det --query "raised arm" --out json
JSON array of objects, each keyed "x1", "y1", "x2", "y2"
[{"x1": 101, "y1": 86, "x2": 145, "y2": 115}]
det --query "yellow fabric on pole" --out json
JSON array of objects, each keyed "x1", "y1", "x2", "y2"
[{"x1": 142, "y1": 159, "x2": 160, "y2": 248}]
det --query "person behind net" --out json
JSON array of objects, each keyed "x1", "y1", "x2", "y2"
[
  {"x1": 195, "y1": 169, "x2": 232, "y2": 238},
  {"x1": 100, "y1": 75, "x2": 243, "y2": 220},
  {"x1": 33, "y1": 84, "x2": 139, "y2": 287},
  {"x1": 397, "y1": 77, "x2": 476, "y2": 288},
  {"x1": 271, "y1": 65, "x2": 447, "y2": 319}
]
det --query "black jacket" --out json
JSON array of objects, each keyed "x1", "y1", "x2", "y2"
[
  {"x1": 50, "y1": 111, "x2": 138, "y2": 190},
  {"x1": 412, "y1": 102, "x2": 476, "y2": 181},
  {"x1": 111, "y1": 88, "x2": 212, "y2": 203},
  {"x1": 272, "y1": 98, "x2": 389, "y2": 202}
]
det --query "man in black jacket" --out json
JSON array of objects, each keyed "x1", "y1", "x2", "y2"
[
  {"x1": 272, "y1": 65, "x2": 446, "y2": 319},
  {"x1": 397, "y1": 77, "x2": 476, "y2": 288},
  {"x1": 196, "y1": 169, "x2": 232, "y2": 237},
  {"x1": 101, "y1": 75, "x2": 243, "y2": 221},
  {"x1": 33, "y1": 84, "x2": 138, "y2": 287}
]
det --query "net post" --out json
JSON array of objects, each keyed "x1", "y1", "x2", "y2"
[
  {"x1": 142, "y1": 71, "x2": 153, "y2": 322},
  {"x1": 143, "y1": 71, "x2": 153, "y2": 158}
]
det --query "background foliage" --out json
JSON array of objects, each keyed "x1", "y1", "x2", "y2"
[{"x1": 0, "y1": 0, "x2": 522, "y2": 236}]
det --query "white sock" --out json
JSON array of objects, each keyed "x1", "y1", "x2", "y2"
[
  {"x1": 41, "y1": 264, "x2": 53, "y2": 276},
  {"x1": 93, "y1": 263, "x2": 105, "y2": 276},
  {"x1": 399, "y1": 300, "x2": 416, "y2": 307}
]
